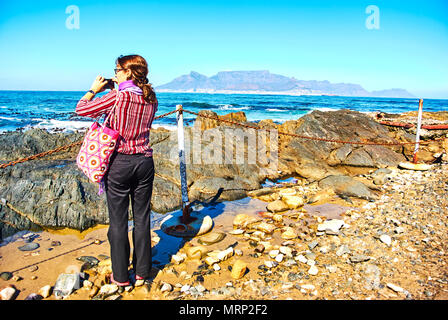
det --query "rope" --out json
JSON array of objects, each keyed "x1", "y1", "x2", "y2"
[
  {"x1": 0, "y1": 110, "x2": 178, "y2": 170},
  {"x1": 2, "y1": 201, "x2": 43, "y2": 227},
  {"x1": 0, "y1": 140, "x2": 83, "y2": 169},
  {"x1": 10, "y1": 239, "x2": 103, "y2": 274},
  {"x1": 183, "y1": 109, "x2": 446, "y2": 146}
]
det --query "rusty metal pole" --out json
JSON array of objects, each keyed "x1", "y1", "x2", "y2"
[
  {"x1": 412, "y1": 99, "x2": 423, "y2": 164},
  {"x1": 176, "y1": 104, "x2": 191, "y2": 223}
]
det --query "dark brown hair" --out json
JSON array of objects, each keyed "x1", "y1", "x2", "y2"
[{"x1": 116, "y1": 54, "x2": 157, "y2": 104}]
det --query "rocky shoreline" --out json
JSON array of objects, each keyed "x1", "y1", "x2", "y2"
[
  {"x1": 0, "y1": 108, "x2": 447, "y2": 300},
  {"x1": 0, "y1": 161, "x2": 447, "y2": 300},
  {"x1": 2, "y1": 108, "x2": 446, "y2": 238}
]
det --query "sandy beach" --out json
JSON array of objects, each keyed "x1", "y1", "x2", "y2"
[{"x1": 1, "y1": 161, "x2": 447, "y2": 300}]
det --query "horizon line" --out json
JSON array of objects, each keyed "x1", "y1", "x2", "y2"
[{"x1": 0, "y1": 89, "x2": 446, "y2": 100}]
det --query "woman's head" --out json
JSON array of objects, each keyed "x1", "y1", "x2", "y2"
[{"x1": 114, "y1": 54, "x2": 157, "y2": 104}]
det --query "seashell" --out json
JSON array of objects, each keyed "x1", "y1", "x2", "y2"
[
  {"x1": 229, "y1": 229, "x2": 245, "y2": 235},
  {"x1": 197, "y1": 232, "x2": 226, "y2": 245},
  {"x1": 197, "y1": 215, "x2": 214, "y2": 236},
  {"x1": 217, "y1": 247, "x2": 234, "y2": 261},
  {"x1": 186, "y1": 245, "x2": 208, "y2": 260}
]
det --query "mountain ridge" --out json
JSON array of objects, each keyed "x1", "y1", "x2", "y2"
[{"x1": 155, "y1": 70, "x2": 415, "y2": 98}]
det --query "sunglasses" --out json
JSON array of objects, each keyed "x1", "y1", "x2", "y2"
[{"x1": 114, "y1": 68, "x2": 127, "y2": 74}]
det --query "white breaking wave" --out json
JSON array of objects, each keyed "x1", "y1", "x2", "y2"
[
  {"x1": 219, "y1": 104, "x2": 251, "y2": 111},
  {"x1": 266, "y1": 108, "x2": 288, "y2": 112},
  {"x1": 0, "y1": 116, "x2": 16, "y2": 120},
  {"x1": 151, "y1": 124, "x2": 177, "y2": 131},
  {"x1": 29, "y1": 119, "x2": 93, "y2": 132}
]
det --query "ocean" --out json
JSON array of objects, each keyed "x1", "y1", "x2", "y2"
[{"x1": 0, "y1": 90, "x2": 447, "y2": 133}]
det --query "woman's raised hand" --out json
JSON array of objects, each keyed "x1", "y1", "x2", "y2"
[{"x1": 90, "y1": 75, "x2": 108, "y2": 94}]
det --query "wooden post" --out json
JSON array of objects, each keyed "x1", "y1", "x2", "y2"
[
  {"x1": 176, "y1": 104, "x2": 191, "y2": 223},
  {"x1": 412, "y1": 99, "x2": 423, "y2": 164}
]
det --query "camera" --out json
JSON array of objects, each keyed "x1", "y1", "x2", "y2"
[{"x1": 104, "y1": 79, "x2": 115, "y2": 90}]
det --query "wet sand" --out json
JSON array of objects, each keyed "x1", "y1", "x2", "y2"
[{"x1": 0, "y1": 194, "x2": 357, "y2": 300}]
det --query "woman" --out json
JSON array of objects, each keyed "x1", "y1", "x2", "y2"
[{"x1": 76, "y1": 54, "x2": 158, "y2": 288}]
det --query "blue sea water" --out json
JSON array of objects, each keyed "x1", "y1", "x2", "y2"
[{"x1": 0, "y1": 90, "x2": 447, "y2": 133}]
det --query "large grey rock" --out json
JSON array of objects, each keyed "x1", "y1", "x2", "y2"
[
  {"x1": 318, "y1": 175, "x2": 378, "y2": 201},
  {"x1": 277, "y1": 109, "x2": 406, "y2": 180},
  {"x1": 0, "y1": 109, "x2": 406, "y2": 236}
]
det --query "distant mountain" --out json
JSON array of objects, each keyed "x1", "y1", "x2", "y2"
[{"x1": 155, "y1": 70, "x2": 415, "y2": 98}]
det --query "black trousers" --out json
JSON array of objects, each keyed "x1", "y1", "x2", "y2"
[{"x1": 104, "y1": 152, "x2": 155, "y2": 283}]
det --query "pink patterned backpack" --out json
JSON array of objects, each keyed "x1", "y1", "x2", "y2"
[{"x1": 76, "y1": 98, "x2": 120, "y2": 194}]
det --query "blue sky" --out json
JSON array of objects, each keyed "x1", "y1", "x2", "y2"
[{"x1": 0, "y1": 0, "x2": 447, "y2": 98}]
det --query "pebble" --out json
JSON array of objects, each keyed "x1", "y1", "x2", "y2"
[
  {"x1": 268, "y1": 250, "x2": 279, "y2": 258},
  {"x1": 264, "y1": 261, "x2": 277, "y2": 269},
  {"x1": 336, "y1": 245, "x2": 351, "y2": 256},
  {"x1": 197, "y1": 232, "x2": 226, "y2": 245},
  {"x1": 308, "y1": 241, "x2": 319, "y2": 250},
  {"x1": 18, "y1": 242, "x2": 39, "y2": 251},
  {"x1": 0, "y1": 286, "x2": 18, "y2": 300},
  {"x1": 24, "y1": 293, "x2": 43, "y2": 300},
  {"x1": 99, "y1": 284, "x2": 118, "y2": 296},
  {"x1": 387, "y1": 283, "x2": 404, "y2": 293},
  {"x1": 231, "y1": 260, "x2": 247, "y2": 279},
  {"x1": 181, "y1": 284, "x2": 191, "y2": 293},
  {"x1": 0, "y1": 271, "x2": 13, "y2": 281},
  {"x1": 217, "y1": 247, "x2": 234, "y2": 261},
  {"x1": 38, "y1": 285, "x2": 52, "y2": 298},
  {"x1": 308, "y1": 265, "x2": 319, "y2": 275},
  {"x1": 317, "y1": 219, "x2": 345, "y2": 234},
  {"x1": 281, "y1": 227, "x2": 298, "y2": 240},
  {"x1": 380, "y1": 234, "x2": 392, "y2": 246},
  {"x1": 349, "y1": 254, "x2": 371, "y2": 263},
  {"x1": 301, "y1": 284, "x2": 315, "y2": 291},
  {"x1": 275, "y1": 254, "x2": 284, "y2": 263},
  {"x1": 28, "y1": 265, "x2": 38, "y2": 272},
  {"x1": 296, "y1": 255, "x2": 308, "y2": 264},
  {"x1": 325, "y1": 265, "x2": 338, "y2": 273},
  {"x1": 160, "y1": 283, "x2": 173, "y2": 293},
  {"x1": 171, "y1": 254, "x2": 186, "y2": 265},
  {"x1": 279, "y1": 246, "x2": 292, "y2": 256},
  {"x1": 284, "y1": 259, "x2": 297, "y2": 267}
]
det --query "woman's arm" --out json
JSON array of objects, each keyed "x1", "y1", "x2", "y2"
[{"x1": 76, "y1": 76, "x2": 117, "y2": 118}]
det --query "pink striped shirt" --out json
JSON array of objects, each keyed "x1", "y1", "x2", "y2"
[{"x1": 76, "y1": 89, "x2": 158, "y2": 156}]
